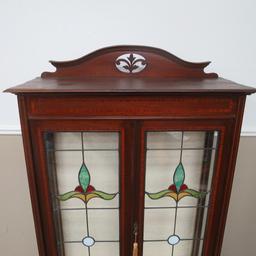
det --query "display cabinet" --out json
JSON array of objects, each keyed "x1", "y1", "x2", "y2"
[{"x1": 5, "y1": 46, "x2": 256, "y2": 256}]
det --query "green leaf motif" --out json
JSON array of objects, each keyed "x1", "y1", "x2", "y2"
[
  {"x1": 173, "y1": 162, "x2": 185, "y2": 192},
  {"x1": 79, "y1": 163, "x2": 90, "y2": 192},
  {"x1": 146, "y1": 189, "x2": 171, "y2": 200},
  {"x1": 92, "y1": 191, "x2": 117, "y2": 200},
  {"x1": 184, "y1": 189, "x2": 208, "y2": 199},
  {"x1": 58, "y1": 190, "x2": 117, "y2": 203},
  {"x1": 58, "y1": 191, "x2": 80, "y2": 201}
]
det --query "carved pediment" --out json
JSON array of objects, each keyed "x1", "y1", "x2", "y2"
[{"x1": 41, "y1": 45, "x2": 218, "y2": 79}]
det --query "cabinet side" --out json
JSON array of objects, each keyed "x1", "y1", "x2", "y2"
[{"x1": 17, "y1": 95, "x2": 46, "y2": 256}]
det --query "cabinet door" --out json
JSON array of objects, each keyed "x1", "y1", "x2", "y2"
[
  {"x1": 30, "y1": 120, "x2": 134, "y2": 256},
  {"x1": 136, "y1": 120, "x2": 230, "y2": 256}
]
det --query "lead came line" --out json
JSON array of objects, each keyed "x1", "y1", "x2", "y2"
[
  {"x1": 53, "y1": 149, "x2": 118, "y2": 152},
  {"x1": 147, "y1": 147, "x2": 216, "y2": 151},
  {"x1": 143, "y1": 238, "x2": 204, "y2": 242},
  {"x1": 60, "y1": 207, "x2": 120, "y2": 211},
  {"x1": 171, "y1": 132, "x2": 184, "y2": 256},
  {"x1": 145, "y1": 205, "x2": 209, "y2": 210},
  {"x1": 81, "y1": 132, "x2": 91, "y2": 256},
  {"x1": 64, "y1": 240, "x2": 120, "y2": 244}
]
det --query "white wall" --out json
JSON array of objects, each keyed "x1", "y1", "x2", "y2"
[{"x1": 0, "y1": 0, "x2": 256, "y2": 133}]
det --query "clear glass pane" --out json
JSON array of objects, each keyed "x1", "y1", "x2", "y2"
[
  {"x1": 144, "y1": 131, "x2": 219, "y2": 256},
  {"x1": 61, "y1": 210, "x2": 87, "y2": 241},
  {"x1": 143, "y1": 242, "x2": 171, "y2": 256},
  {"x1": 45, "y1": 132, "x2": 120, "y2": 256},
  {"x1": 144, "y1": 209, "x2": 175, "y2": 240},
  {"x1": 64, "y1": 243, "x2": 89, "y2": 256},
  {"x1": 174, "y1": 241, "x2": 199, "y2": 256},
  {"x1": 91, "y1": 242, "x2": 119, "y2": 256},
  {"x1": 55, "y1": 132, "x2": 118, "y2": 150},
  {"x1": 147, "y1": 132, "x2": 182, "y2": 149}
]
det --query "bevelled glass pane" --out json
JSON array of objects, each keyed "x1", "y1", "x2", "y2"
[
  {"x1": 45, "y1": 132, "x2": 120, "y2": 256},
  {"x1": 144, "y1": 131, "x2": 219, "y2": 256}
]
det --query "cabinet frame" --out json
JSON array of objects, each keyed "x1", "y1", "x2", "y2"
[{"x1": 18, "y1": 93, "x2": 245, "y2": 256}]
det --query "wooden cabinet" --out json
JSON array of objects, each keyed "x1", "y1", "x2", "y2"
[{"x1": 5, "y1": 46, "x2": 256, "y2": 256}]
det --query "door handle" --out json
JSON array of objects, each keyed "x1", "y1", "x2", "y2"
[{"x1": 133, "y1": 223, "x2": 138, "y2": 256}]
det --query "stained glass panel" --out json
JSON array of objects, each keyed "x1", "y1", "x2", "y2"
[
  {"x1": 45, "y1": 132, "x2": 120, "y2": 256},
  {"x1": 144, "y1": 131, "x2": 218, "y2": 256}
]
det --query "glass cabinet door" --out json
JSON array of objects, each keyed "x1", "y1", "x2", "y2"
[
  {"x1": 44, "y1": 132, "x2": 120, "y2": 256},
  {"x1": 143, "y1": 131, "x2": 219, "y2": 256},
  {"x1": 38, "y1": 123, "x2": 221, "y2": 256}
]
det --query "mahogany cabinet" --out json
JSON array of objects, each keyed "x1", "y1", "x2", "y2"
[{"x1": 5, "y1": 46, "x2": 256, "y2": 256}]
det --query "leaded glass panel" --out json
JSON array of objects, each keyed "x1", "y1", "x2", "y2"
[
  {"x1": 144, "y1": 131, "x2": 218, "y2": 256},
  {"x1": 45, "y1": 132, "x2": 120, "y2": 256}
]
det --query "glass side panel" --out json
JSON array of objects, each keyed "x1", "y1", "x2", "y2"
[
  {"x1": 44, "y1": 132, "x2": 120, "y2": 256},
  {"x1": 144, "y1": 131, "x2": 219, "y2": 256}
]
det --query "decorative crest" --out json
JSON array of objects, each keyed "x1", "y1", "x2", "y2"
[
  {"x1": 39, "y1": 45, "x2": 219, "y2": 78},
  {"x1": 115, "y1": 53, "x2": 147, "y2": 74}
]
